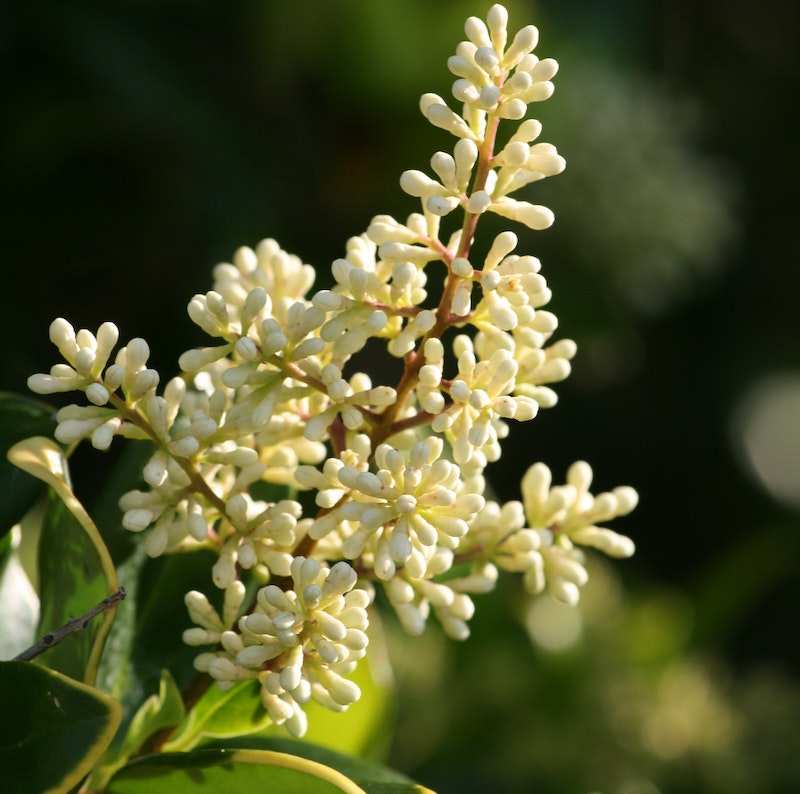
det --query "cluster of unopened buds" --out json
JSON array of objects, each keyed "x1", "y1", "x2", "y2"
[{"x1": 28, "y1": 4, "x2": 637, "y2": 736}]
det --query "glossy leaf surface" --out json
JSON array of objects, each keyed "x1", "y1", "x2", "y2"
[
  {"x1": 0, "y1": 661, "x2": 122, "y2": 794},
  {"x1": 105, "y1": 748, "x2": 368, "y2": 793}
]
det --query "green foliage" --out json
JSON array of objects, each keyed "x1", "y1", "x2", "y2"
[
  {"x1": 104, "y1": 746, "x2": 430, "y2": 794},
  {"x1": 164, "y1": 679, "x2": 275, "y2": 752},
  {"x1": 0, "y1": 661, "x2": 122, "y2": 794},
  {"x1": 36, "y1": 493, "x2": 113, "y2": 681},
  {"x1": 120, "y1": 669, "x2": 185, "y2": 760}
]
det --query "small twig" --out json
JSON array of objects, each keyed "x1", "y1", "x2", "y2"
[{"x1": 14, "y1": 587, "x2": 127, "y2": 662}]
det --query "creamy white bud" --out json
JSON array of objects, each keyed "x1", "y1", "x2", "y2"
[
  {"x1": 497, "y1": 98, "x2": 528, "y2": 119},
  {"x1": 503, "y1": 24, "x2": 539, "y2": 68},
  {"x1": 183, "y1": 628, "x2": 217, "y2": 646},
  {"x1": 475, "y1": 46, "x2": 500, "y2": 75},
  {"x1": 425, "y1": 102, "x2": 478, "y2": 140},
  {"x1": 123, "y1": 508, "x2": 154, "y2": 532},
  {"x1": 91, "y1": 418, "x2": 121, "y2": 450},
  {"x1": 243, "y1": 286, "x2": 267, "y2": 318},
  {"x1": 427, "y1": 195, "x2": 459, "y2": 216},
  {"x1": 497, "y1": 140, "x2": 530, "y2": 167},
  {"x1": 504, "y1": 71, "x2": 533, "y2": 96},
  {"x1": 187, "y1": 512, "x2": 208, "y2": 541},
  {"x1": 55, "y1": 417, "x2": 103, "y2": 445},
  {"x1": 130, "y1": 369, "x2": 159, "y2": 399},
  {"x1": 85, "y1": 382, "x2": 110, "y2": 406},
  {"x1": 530, "y1": 57, "x2": 559, "y2": 82},
  {"x1": 49, "y1": 318, "x2": 78, "y2": 357},
  {"x1": 400, "y1": 170, "x2": 441, "y2": 198},
  {"x1": 478, "y1": 84, "x2": 500, "y2": 109},
  {"x1": 466, "y1": 190, "x2": 492, "y2": 215},
  {"x1": 73, "y1": 348, "x2": 95, "y2": 377},
  {"x1": 124, "y1": 338, "x2": 150, "y2": 372},
  {"x1": 491, "y1": 198, "x2": 554, "y2": 230}
]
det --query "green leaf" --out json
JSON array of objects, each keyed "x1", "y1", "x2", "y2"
[
  {"x1": 0, "y1": 660, "x2": 122, "y2": 794},
  {"x1": 89, "y1": 667, "x2": 187, "y2": 793},
  {"x1": 0, "y1": 392, "x2": 56, "y2": 537},
  {"x1": 32, "y1": 489, "x2": 119, "y2": 684},
  {"x1": 106, "y1": 747, "x2": 433, "y2": 793},
  {"x1": 121, "y1": 668, "x2": 185, "y2": 758},
  {"x1": 199, "y1": 736, "x2": 428, "y2": 790},
  {"x1": 164, "y1": 679, "x2": 273, "y2": 752},
  {"x1": 35, "y1": 492, "x2": 113, "y2": 681},
  {"x1": 105, "y1": 748, "x2": 364, "y2": 793}
]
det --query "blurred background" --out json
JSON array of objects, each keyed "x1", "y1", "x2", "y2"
[{"x1": 1, "y1": 1, "x2": 798, "y2": 792}]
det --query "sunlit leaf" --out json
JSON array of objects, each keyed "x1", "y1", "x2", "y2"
[
  {"x1": 32, "y1": 494, "x2": 110, "y2": 682},
  {"x1": 121, "y1": 668, "x2": 185, "y2": 757},
  {"x1": 164, "y1": 678, "x2": 272, "y2": 752},
  {"x1": 0, "y1": 660, "x2": 121, "y2": 794},
  {"x1": 199, "y1": 736, "x2": 434, "y2": 792},
  {"x1": 106, "y1": 747, "x2": 370, "y2": 793}
]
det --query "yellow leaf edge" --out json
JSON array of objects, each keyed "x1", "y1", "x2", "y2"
[{"x1": 227, "y1": 748, "x2": 369, "y2": 793}]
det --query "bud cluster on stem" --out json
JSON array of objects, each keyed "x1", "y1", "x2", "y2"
[{"x1": 26, "y1": 4, "x2": 636, "y2": 737}]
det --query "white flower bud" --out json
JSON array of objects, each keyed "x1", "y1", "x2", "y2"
[
  {"x1": 55, "y1": 417, "x2": 104, "y2": 445},
  {"x1": 130, "y1": 368, "x2": 159, "y2": 399},
  {"x1": 85, "y1": 382, "x2": 110, "y2": 406},
  {"x1": 123, "y1": 508, "x2": 154, "y2": 532},
  {"x1": 73, "y1": 348, "x2": 96, "y2": 377},
  {"x1": 187, "y1": 511, "x2": 208, "y2": 541},
  {"x1": 427, "y1": 195, "x2": 460, "y2": 216},
  {"x1": 530, "y1": 57, "x2": 558, "y2": 82},
  {"x1": 490, "y1": 197, "x2": 554, "y2": 230},
  {"x1": 475, "y1": 46, "x2": 500, "y2": 75},
  {"x1": 478, "y1": 84, "x2": 500, "y2": 109},
  {"x1": 424, "y1": 101, "x2": 478, "y2": 141},
  {"x1": 49, "y1": 318, "x2": 78, "y2": 358},
  {"x1": 234, "y1": 336, "x2": 259, "y2": 361},
  {"x1": 400, "y1": 170, "x2": 442, "y2": 198},
  {"x1": 124, "y1": 338, "x2": 150, "y2": 372},
  {"x1": 91, "y1": 418, "x2": 121, "y2": 450},
  {"x1": 503, "y1": 24, "x2": 539, "y2": 68},
  {"x1": 104, "y1": 364, "x2": 125, "y2": 391},
  {"x1": 243, "y1": 287, "x2": 267, "y2": 320},
  {"x1": 169, "y1": 436, "x2": 200, "y2": 458}
]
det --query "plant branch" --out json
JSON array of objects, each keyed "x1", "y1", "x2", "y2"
[{"x1": 14, "y1": 588, "x2": 127, "y2": 662}]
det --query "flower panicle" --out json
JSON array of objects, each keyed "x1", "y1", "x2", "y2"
[{"x1": 23, "y1": 4, "x2": 637, "y2": 738}]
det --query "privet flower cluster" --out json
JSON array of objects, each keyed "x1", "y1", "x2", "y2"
[{"x1": 27, "y1": 4, "x2": 636, "y2": 736}]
